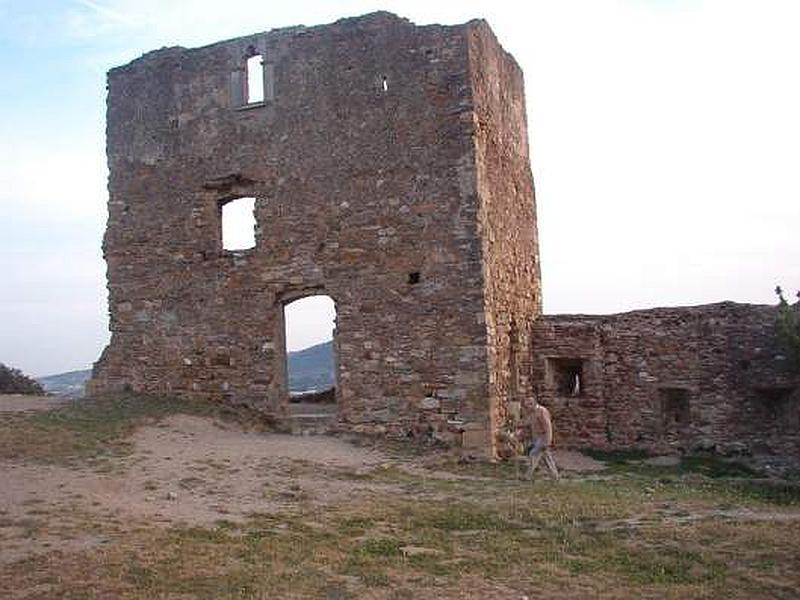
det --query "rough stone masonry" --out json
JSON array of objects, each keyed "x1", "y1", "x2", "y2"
[
  {"x1": 88, "y1": 12, "x2": 540, "y2": 456},
  {"x1": 90, "y1": 11, "x2": 798, "y2": 462},
  {"x1": 531, "y1": 303, "x2": 799, "y2": 463}
]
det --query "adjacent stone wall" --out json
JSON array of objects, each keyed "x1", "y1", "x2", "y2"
[
  {"x1": 531, "y1": 302, "x2": 800, "y2": 459},
  {"x1": 89, "y1": 12, "x2": 540, "y2": 455}
]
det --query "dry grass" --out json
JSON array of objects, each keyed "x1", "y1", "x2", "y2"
[
  {"x1": 2, "y1": 395, "x2": 799, "y2": 599},
  {"x1": 0, "y1": 394, "x2": 262, "y2": 466}
]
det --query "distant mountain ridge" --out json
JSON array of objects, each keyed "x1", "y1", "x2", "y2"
[
  {"x1": 287, "y1": 341, "x2": 335, "y2": 394},
  {"x1": 37, "y1": 341, "x2": 335, "y2": 398},
  {"x1": 37, "y1": 369, "x2": 92, "y2": 398}
]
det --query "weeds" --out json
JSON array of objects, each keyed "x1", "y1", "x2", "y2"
[
  {"x1": 0, "y1": 393, "x2": 247, "y2": 465},
  {"x1": 2, "y1": 397, "x2": 800, "y2": 598}
]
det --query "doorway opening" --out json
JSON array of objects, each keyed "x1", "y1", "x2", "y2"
[{"x1": 283, "y1": 295, "x2": 337, "y2": 413}]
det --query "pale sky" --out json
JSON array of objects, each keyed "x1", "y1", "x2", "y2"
[{"x1": 1, "y1": 0, "x2": 798, "y2": 376}]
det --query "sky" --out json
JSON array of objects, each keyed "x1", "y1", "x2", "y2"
[{"x1": 0, "y1": 0, "x2": 798, "y2": 377}]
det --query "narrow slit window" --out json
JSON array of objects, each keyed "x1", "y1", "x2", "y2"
[
  {"x1": 220, "y1": 197, "x2": 256, "y2": 251},
  {"x1": 246, "y1": 55, "x2": 264, "y2": 104},
  {"x1": 381, "y1": 75, "x2": 388, "y2": 92}
]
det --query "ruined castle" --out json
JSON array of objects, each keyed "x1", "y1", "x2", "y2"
[{"x1": 89, "y1": 12, "x2": 798, "y2": 460}]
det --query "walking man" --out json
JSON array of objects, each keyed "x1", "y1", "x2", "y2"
[{"x1": 517, "y1": 397, "x2": 559, "y2": 481}]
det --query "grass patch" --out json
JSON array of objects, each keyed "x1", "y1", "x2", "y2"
[
  {"x1": 413, "y1": 503, "x2": 513, "y2": 532},
  {"x1": 355, "y1": 537, "x2": 403, "y2": 557},
  {"x1": 3, "y1": 402, "x2": 800, "y2": 598},
  {"x1": 0, "y1": 393, "x2": 248, "y2": 465},
  {"x1": 679, "y1": 455, "x2": 757, "y2": 478},
  {"x1": 4, "y1": 490, "x2": 800, "y2": 598},
  {"x1": 721, "y1": 479, "x2": 800, "y2": 506},
  {"x1": 583, "y1": 448, "x2": 651, "y2": 465},
  {"x1": 600, "y1": 544, "x2": 725, "y2": 585},
  {"x1": 584, "y1": 448, "x2": 760, "y2": 481}
]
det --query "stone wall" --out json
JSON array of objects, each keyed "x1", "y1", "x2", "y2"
[
  {"x1": 89, "y1": 12, "x2": 540, "y2": 455},
  {"x1": 531, "y1": 302, "x2": 800, "y2": 459},
  {"x1": 467, "y1": 22, "x2": 541, "y2": 454},
  {"x1": 89, "y1": 10, "x2": 792, "y2": 462}
]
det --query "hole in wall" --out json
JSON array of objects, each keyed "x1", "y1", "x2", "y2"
[
  {"x1": 547, "y1": 358, "x2": 584, "y2": 397},
  {"x1": 408, "y1": 272, "x2": 421, "y2": 285},
  {"x1": 381, "y1": 75, "x2": 388, "y2": 92},
  {"x1": 753, "y1": 387, "x2": 797, "y2": 427},
  {"x1": 284, "y1": 295, "x2": 337, "y2": 405},
  {"x1": 220, "y1": 197, "x2": 256, "y2": 251},
  {"x1": 756, "y1": 386, "x2": 793, "y2": 403},
  {"x1": 659, "y1": 388, "x2": 691, "y2": 429}
]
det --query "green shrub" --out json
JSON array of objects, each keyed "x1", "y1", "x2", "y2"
[
  {"x1": 775, "y1": 286, "x2": 800, "y2": 373},
  {"x1": 0, "y1": 362, "x2": 45, "y2": 395}
]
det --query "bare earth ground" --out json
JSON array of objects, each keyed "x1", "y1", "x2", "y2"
[{"x1": 1, "y1": 395, "x2": 799, "y2": 599}]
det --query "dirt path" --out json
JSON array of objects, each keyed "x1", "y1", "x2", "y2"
[
  {"x1": 2, "y1": 415, "x2": 389, "y2": 526},
  {"x1": 2, "y1": 403, "x2": 800, "y2": 598},
  {"x1": 0, "y1": 414, "x2": 400, "y2": 564},
  {"x1": 0, "y1": 408, "x2": 607, "y2": 566},
  {"x1": 2, "y1": 404, "x2": 793, "y2": 572}
]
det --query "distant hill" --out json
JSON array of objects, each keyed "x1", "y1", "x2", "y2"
[
  {"x1": 37, "y1": 369, "x2": 91, "y2": 398},
  {"x1": 37, "y1": 341, "x2": 334, "y2": 398},
  {"x1": 288, "y1": 341, "x2": 334, "y2": 393}
]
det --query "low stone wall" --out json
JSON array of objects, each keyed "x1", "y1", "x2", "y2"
[{"x1": 530, "y1": 302, "x2": 799, "y2": 460}]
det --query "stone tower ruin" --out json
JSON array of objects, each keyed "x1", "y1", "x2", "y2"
[{"x1": 89, "y1": 12, "x2": 541, "y2": 455}]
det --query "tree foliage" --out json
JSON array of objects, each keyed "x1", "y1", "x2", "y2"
[
  {"x1": 775, "y1": 286, "x2": 800, "y2": 373},
  {"x1": 0, "y1": 363, "x2": 45, "y2": 395}
]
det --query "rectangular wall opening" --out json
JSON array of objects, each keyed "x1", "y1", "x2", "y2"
[
  {"x1": 660, "y1": 387, "x2": 691, "y2": 429},
  {"x1": 220, "y1": 197, "x2": 256, "y2": 251},
  {"x1": 547, "y1": 358, "x2": 584, "y2": 397},
  {"x1": 246, "y1": 55, "x2": 264, "y2": 104},
  {"x1": 754, "y1": 386, "x2": 797, "y2": 426}
]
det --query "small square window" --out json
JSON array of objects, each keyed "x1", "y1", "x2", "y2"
[
  {"x1": 547, "y1": 358, "x2": 584, "y2": 397},
  {"x1": 660, "y1": 388, "x2": 690, "y2": 428},
  {"x1": 755, "y1": 387, "x2": 796, "y2": 424}
]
